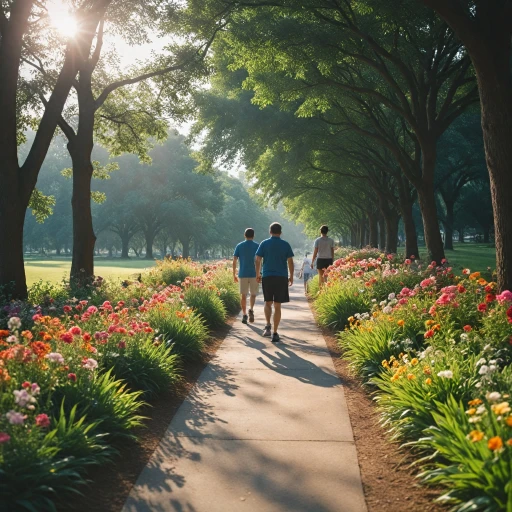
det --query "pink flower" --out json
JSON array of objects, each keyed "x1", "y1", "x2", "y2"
[
  {"x1": 441, "y1": 258, "x2": 447, "y2": 264},
  {"x1": 59, "y1": 333, "x2": 73, "y2": 344},
  {"x1": 6, "y1": 410, "x2": 26, "y2": 425},
  {"x1": 69, "y1": 326, "x2": 82, "y2": 336},
  {"x1": 82, "y1": 358, "x2": 98, "y2": 371},
  {"x1": 429, "y1": 305, "x2": 437, "y2": 315},
  {"x1": 0, "y1": 432, "x2": 10, "y2": 443},
  {"x1": 496, "y1": 290, "x2": 512, "y2": 304},
  {"x1": 87, "y1": 305, "x2": 99, "y2": 314},
  {"x1": 68, "y1": 373, "x2": 77, "y2": 382},
  {"x1": 35, "y1": 414, "x2": 51, "y2": 428},
  {"x1": 441, "y1": 285, "x2": 458, "y2": 294},
  {"x1": 404, "y1": 259, "x2": 411, "y2": 265},
  {"x1": 420, "y1": 277, "x2": 436, "y2": 288},
  {"x1": 46, "y1": 352, "x2": 65, "y2": 364},
  {"x1": 63, "y1": 305, "x2": 72, "y2": 313},
  {"x1": 118, "y1": 340, "x2": 127, "y2": 349}
]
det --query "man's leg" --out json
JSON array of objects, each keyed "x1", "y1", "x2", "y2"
[
  {"x1": 250, "y1": 293, "x2": 256, "y2": 311},
  {"x1": 273, "y1": 302, "x2": 282, "y2": 333},
  {"x1": 241, "y1": 294, "x2": 247, "y2": 315},
  {"x1": 318, "y1": 268, "x2": 325, "y2": 288},
  {"x1": 264, "y1": 301, "x2": 272, "y2": 325}
]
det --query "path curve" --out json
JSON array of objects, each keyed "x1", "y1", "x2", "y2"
[{"x1": 123, "y1": 284, "x2": 367, "y2": 512}]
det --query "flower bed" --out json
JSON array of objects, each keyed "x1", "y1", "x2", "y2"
[
  {"x1": 0, "y1": 258, "x2": 238, "y2": 511},
  {"x1": 312, "y1": 251, "x2": 512, "y2": 511}
]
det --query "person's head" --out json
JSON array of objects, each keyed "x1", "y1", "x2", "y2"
[
  {"x1": 244, "y1": 228, "x2": 255, "y2": 240},
  {"x1": 269, "y1": 222, "x2": 282, "y2": 236},
  {"x1": 320, "y1": 225, "x2": 329, "y2": 235}
]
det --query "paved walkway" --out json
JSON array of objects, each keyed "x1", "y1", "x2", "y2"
[{"x1": 123, "y1": 285, "x2": 367, "y2": 512}]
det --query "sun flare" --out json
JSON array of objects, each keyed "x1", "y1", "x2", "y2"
[{"x1": 48, "y1": 2, "x2": 78, "y2": 38}]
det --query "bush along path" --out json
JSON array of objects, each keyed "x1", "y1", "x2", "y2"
[
  {"x1": 123, "y1": 284, "x2": 366, "y2": 512},
  {"x1": 0, "y1": 258, "x2": 240, "y2": 512},
  {"x1": 311, "y1": 248, "x2": 512, "y2": 512}
]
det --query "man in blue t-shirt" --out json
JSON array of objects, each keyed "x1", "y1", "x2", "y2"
[
  {"x1": 255, "y1": 222, "x2": 294, "y2": 343},
  {"x1": 233, "y1": 228, "x2": 260, "y2": 324}
]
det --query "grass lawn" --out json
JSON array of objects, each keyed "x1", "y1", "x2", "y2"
[
  {"x1": 417, "y1": 243, "x2": 496, "y2": 272},
  {"x1": 24, "y1": 257, "x2": 157, "y2": 286}
]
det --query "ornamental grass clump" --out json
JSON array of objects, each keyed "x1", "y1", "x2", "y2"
[
  {"x1": 208, "y1": 267, "x2": 240, "y2": 313},
  {"x1": 145, "y1": 257, "x2": 202, "y2": 286},
  {"x1": 183, "y1": 286, "x2": 227, "y2": 328}
]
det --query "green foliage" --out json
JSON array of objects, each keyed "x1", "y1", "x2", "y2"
[
  {"x1": 208, "y1": 268, "x2": 240, "y2": 314},
  {"x1": 145, "y1": 304, "x2": 208, "y2": 361},
  {"x1": 145, "y1": 258, "x2": 202, "y2": 286},
  {"x1": 184, "y1": 286, "x2": 227, "y2": 328},
  {"x1": 28, "y1": 189, "x2": 56, "y2": 223}
]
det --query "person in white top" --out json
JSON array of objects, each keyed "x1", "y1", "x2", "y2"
[
  {"x1": 311, "y1": 225, "x2": 335, "y2": 289},
  {"x1": 300, "y1": 252, "x2": 313, "y2": 293}
]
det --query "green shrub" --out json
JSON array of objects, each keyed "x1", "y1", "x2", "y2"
[
  {"x1": 315, "y1": 280, "x2": 371, "y2": 330},
  {"x1": 101, "y1": 339, "x2": 181, "y2": 396},
  {"x1": 184, "y1": 286, "x2": 227, "y2": 328},
  {"x1": 209, "y1": 268, "x2": 240, "y2": 313},
  {"x1": 145, "y1": 303, "x2": 208, "y2": 361},
  {"x1": 28, "y1": 280, "x2": 68, "y2": 307},
  {"x1": 145, "y1": 258, "x2": 202, "y2": 286}
]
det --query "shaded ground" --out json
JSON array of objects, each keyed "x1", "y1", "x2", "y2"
[
  {"x1": 315, "y1": 316, "x2": 448, "y2": 512},
  {"x1": 57, "y1": 319, "x2": 235, "y2": 512},
  {"x1": 418, "y1": 242, "x2": 495, "y2": 272}
]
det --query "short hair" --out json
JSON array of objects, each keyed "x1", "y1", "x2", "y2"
[
  {"x1": 244, "y1": 228, "x2": 255, "y2": 238},
  {"x1": 270, "y1": 222, "x2": 282, "y2": 234},
  {"x1": 320, "y1": 225, "x2": 329, "y2": 234}
]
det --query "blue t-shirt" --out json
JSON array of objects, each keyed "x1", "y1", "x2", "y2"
[
  {"x1": 233, "y1": 240, "x2": 259, "y2": 278},
  {"x1": 256, "y1": 236, "x2": 294, "y2": 278}
]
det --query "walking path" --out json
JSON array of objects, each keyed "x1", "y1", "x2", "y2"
[{"x1": 123, "y1": 285, "x2": 367, "y2": 512}]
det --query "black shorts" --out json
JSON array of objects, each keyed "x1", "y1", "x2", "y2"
[
  {"x1": 262, "y1": 276, "x2": 290, "y2": 303},
  {"x1": 317, "y1": 258, "x2": 333, "y2": 270}
]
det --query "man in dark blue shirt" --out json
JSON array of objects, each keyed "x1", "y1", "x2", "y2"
[
  {"x1": 255, "y1": 222, "x2": 294, "y2": 342},
  {"x1": 233, "y1": 228, "x2": 260, "y2": 324}
]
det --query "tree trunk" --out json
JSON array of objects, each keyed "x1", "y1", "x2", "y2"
[
  {"x1": 458, "y1": 227, "x2": 464, "y2": 243},
  {"x1": 145, "y1": 232, "x2": 155, "y2": 259},
  {"x1": 400, "y1": 200, "x2": 419, "y2": 259},
  {"x1": 350, "y1": 226, "x2": 357, "y2": 247},
  {"x1": 181, "y1": 239, "x2": 190, "y2": 258},
  {"x1": 108, "y1": 246, "x2": 113, "y2": 258},
  {"x1": 383, "y1": 211, "x2": 399, "y2": 254},
  {"x1": 378, "y1": 217, "x2": 386, "y2": 251},
  {"x1": 359, "y1": 219, "x2": 366, "y2": 248},
  {"x1": 444, "y1": 199, "x2": 455, "y2": 251},
  {"x1": 368, "y1": 212, "x2": 378, "y2": 248},
  {"x1": 70, "y1": 150, "x2": 96, "y2": 285},
  {"x1": 56, "y1": 246, "x2": 61, "y2": 256},
  {"x1": 417, "y1": 182, "x2": 445, "y2": 264},
  {"x1": 121, "y1": 235, "x2": 130, "y2": 259}
]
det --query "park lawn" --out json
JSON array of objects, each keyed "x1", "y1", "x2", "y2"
[
  {"x1": 417, "y1": 243, "x2": 496, "y2": 272},
  {"x1": 24, "y1": 257, "x2": 157, "y2": 285}
]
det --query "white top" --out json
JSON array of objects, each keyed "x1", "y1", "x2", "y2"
[
  {"x1": 314, "y1": 236, "x2": 335, "y2": 259},
  {"x1": 302, "y1": 257, "x2": 312, "y2": 274}
]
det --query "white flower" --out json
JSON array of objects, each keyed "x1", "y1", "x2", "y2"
[
  {"x1": 460, "y1": 333, "x2": 469, "y2": 342},
  {"x1": 476, "y1": 358, "x2": 487, "y2": 366},
  {"x1": 469, "y1": 416, "x2": 480, "y2": 423},
  {"x1": 437, "y1": 370, "x2": 453, "y2": 379},
  {"x1": 476, "y1": 405, "x2": 487, "y2": 415},
  {"x1": 6, "y1": 410, "x2": 25, "y2": 425},
  {"x1": 371, "y1": 299, "x2": 377, "y2": 303},
  {"x1": 483, "y1": 344, "x2": 492, "y2": 352},
  {"x1": 382, "y1": 306, "x2": 392, "y2": 314},
  {"x1": 7, "y1": 317, "x2": 21, "y2": 330},
  {"x1": 82, "y1": 358, "x2": 98, "y2": 371},
  {"x1": 475, "y1": 382, "x2": 482, "y2": 388},
  {"x1": 487, "y1": 392, "x2": 501, "y2": 402},
  {"x1": 379, "y1": 300, "x2": 387, "y2": 307},
  {"x1": 46, "y1": 352, "x2": 65, "y2": 364},
  {"x1": 6, "y1": 335, "x2": 17, "y2": 343},
  {"x1": 489, "y1": 365, "x2": 497, "y2": 372},
  {"x1": 13, "y1": 390, "x2": 36, "y2": 408},
  {"x1": 478, "y1": 365, "x2": 489, "y2": 375},
  {"x1": 388, "y1": 293, "x2": 396, "y2": 300}
]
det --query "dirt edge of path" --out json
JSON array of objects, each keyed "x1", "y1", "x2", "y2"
[
  {"x1": 59, "y1": 316, "x2": 237, "y2": 512},
  {"x1": 312, "y1": 306, "x2": 448, "y2": 512}
]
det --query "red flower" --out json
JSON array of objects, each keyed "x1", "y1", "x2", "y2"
[
  {"x1": 68, "y1": 373, "x2": 77, "y2": 382},
  {"x1": 118, "y1": 340, "x2": 127, "y2": 349},
  {"x1": 424, "y1": 329, "x2": 435, "y2": 339},
  {"x1": 59, "y1": 332, "x2": 73, "y2": 344},
  {"x1": 457, "y1": 285, "x2": 466, "y2": 293},
  {"x1": 477, "y1": 303, "x2": 487, "y2": 312},
  {"x1": 507, "y1": 306, "x2": 512, "y2": 324},
  {"x1": 69, "y1": 326, "x2": 82, "y2": 336},
  {"x1": 63, "y1": 305, "x2": 72, "y2": 314},
  {"x1": 463, "y1": 325, "x2": 472, "y2": 332},
  {"x1": 485, "y1": 293, "x2": 496, "y2": 303},
  {"x1": 22, "y1": 381, "x2": 31, "y2": 389},
  {"x1": 82, "y1": 332, "x2": 92, "y2": 342},
  {"x1": 35, "y1": 414, "x2": 51, "y2": 428}
]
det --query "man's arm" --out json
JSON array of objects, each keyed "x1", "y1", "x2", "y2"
[
  {"x1": 288, "y1": 257, "x2": 294, "y2": 286},
  {"x1": 255, "y1": 255, "x2": 263, "y2": 282},
  {"x1": 331, "y1": 244, "x2": 335, "y2": 260},
  {"x1": 311, "y1": 247, "x2": 319, "y2": 268},
  {"x1": 232, "y1": 256, "x2": 239, "y2": 282}
]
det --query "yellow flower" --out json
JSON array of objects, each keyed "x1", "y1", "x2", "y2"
[
  {"x1": 348, "y1": 316, "x2": 355, "y2": 323},
  {"x1": 397, "y1": 319, "x2": 405, "y2": 327},
  {"x1": 390, "y1": 374, "x2": 400, "y2": 382},
  {"x1": 466, "y1": 408, "x2": 477, "y2": 416},
  {"x1": 469, "y1": 398, "x2": 483, "y2": 406},
  {"x1": 410, "y1": 358, "x2": 419, "y2": 366},
  {"x1": 488, "y1": 436, "x2": 503, "y2": 451},
  {"x1": 425, "y1": 378, "x2": 432, "y2": 385},
  {"x1": 407, "y1": 373, "x2": 415, "y2": 381},
  {"x1": 492, "y1": 402, "x2": 511, "y2": 416},
  {"x1": 382, "y1": 360, "x2": 389, "y2": 369},
  {"x1": 469, "y1": 430, "x2": 484, "y2": 442},
  {"x1": 423, "y1": 366, "x2": 432, "y2": 375}
]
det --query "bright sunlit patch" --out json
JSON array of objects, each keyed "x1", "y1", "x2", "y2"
[{"x1": 47, "y1": 1, "x2": 78, "y2": 38}]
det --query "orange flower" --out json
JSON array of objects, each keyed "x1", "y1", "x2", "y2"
[
  {"x1": 397, "y1": 319, "x2": 405, "y2": 327},
  {"x1": 425, "y1": 319, "x2": 435, "y2": 327},
  {"x1": 469, "y1": 398, "x2": 483, "y2": 406},
  {"x1": 488, "y1": 436, "x2": 503, "y2": 451},
  {"x1": 407, "y1": 373, "x2": 415, "y2": 380},
  {"x1": 478, "y1": 278, "x2": 488, "y2": 286},
  {"x1": 469, "y1": 272, "x2": 481, "y2": 281},
  {"x1": 21, "y1": 330, "x2": 33, "y2": 340},
  {"x1": 492, "y1": 402, "x2": 511, "y2": 415},
  {"x1": 423, "y1": 366, "x2": 432, "y2": 375},
  {"x1": 410, "y1": 358, "x2": 419, "y2": 366},
  {"x1": 425, "y1": 378, "x2": 432, "y2": 385},
  {"x1": 469, "y1": 430, "x2": 484, "y2": 442},
  {"x1": 466, "y1": 408, "x2": 477, "y2": 416},
  {"x1": 506, "y1": 416, "x2": 512, "y2": 427},
  {"x1": 507, "y1": 439, "x2": 512, "y2": 447},
  {"x1": 0, "y1": 330, "x2": 10, "y2": 338}
]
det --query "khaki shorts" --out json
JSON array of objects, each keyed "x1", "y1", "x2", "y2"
[{"x1": 239, "y1": 277, "x2": 259, "y2": 295}]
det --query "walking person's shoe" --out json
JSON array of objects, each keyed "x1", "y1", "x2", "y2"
[
  {"x1": 242, "y1": 314, "x2": 248, "y2": 324},
  {"x1": 248, "y1": 309, "x2": 255, "y2": 323},
  {"x1": 271, "y1": 332, "x2": 281, "y2": 343},
  {"x1": 263, "y1": 324, "x2": 271, "y2": 337}
]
